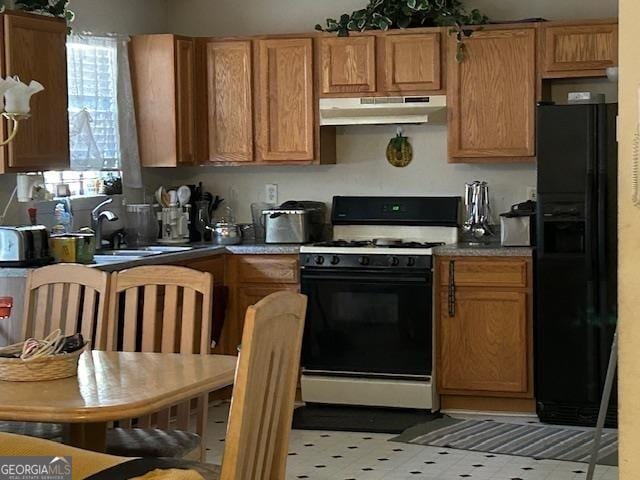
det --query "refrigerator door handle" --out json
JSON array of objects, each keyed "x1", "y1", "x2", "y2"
[{"x1": 585, "y1": 124, "x2": 599, "y2": 315}]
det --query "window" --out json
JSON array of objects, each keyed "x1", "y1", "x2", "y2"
[
  {"x1": 44, "y1": 36, "x2": 122, "y2": 197},
  {"x1": 67, "y1": 35, "x2": 120, "y2": 169}
]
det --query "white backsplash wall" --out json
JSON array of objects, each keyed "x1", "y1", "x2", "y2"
[{"x1": 143, "y1": 124, "x2": 537, "y2": 224}]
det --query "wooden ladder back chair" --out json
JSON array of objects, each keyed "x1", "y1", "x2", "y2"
[
  {"x1": 106, "y1": 265, "x2": 214, "y2": 461},
  {"x1": 220, "y1": 291, "x2": 308, "y2": 480},
  {"x1": 2, "y1": 265, "x2": 109, "y2": 443},
  {"x1": 22, "y1": 264, "x2": 110, "y2": 349}
]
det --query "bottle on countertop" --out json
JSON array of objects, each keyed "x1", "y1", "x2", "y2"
[{"x1": 52, "y1": 202, "x2": 73, "y2": 234}]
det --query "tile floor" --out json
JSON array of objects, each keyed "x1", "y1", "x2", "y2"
[{"x1": 204, "y1": 402, "x2": 618, "y2": 480}]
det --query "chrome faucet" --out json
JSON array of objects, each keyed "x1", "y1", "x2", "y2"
[{"x1": 91, "y1": 198, "x2": 119, "y2": 249}]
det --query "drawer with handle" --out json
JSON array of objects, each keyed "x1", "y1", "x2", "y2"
[
  {"x1": 438, "y1": 257, "x2": 529, "y2": 289},
  {"x1": 235, "y1": 255, "x2": 299, "y2": 284}
]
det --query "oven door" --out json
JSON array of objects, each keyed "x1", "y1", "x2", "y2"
[{"x1": 301, "y1": 267, "x2": 432, "y2": 379}]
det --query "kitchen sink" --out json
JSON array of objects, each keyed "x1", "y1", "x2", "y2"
[
  {"x1": 93, "y1": 245, "x2": 195, "y2": 264},
  {"x1": 143, "y1": 246, "x2": 194, "y2": 253},
  {"x1": 96, "y1": 250, "x2": 160, "y2": 257},
  {"x1": 93, "y1": 255, "x2": 147, "y2": 263},
  {"x1": 96, "y1": 245, "x2": 194, "y2": 256}
]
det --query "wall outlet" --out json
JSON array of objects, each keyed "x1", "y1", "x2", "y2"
[
  {"x1": 265, "y1": 184, "x2": 278, "y2": 204},
  {"x1": 526, "y1": 186, "x2": 537, "y2": 201}
]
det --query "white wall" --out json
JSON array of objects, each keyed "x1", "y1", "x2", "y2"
[
  {"x1": 72, "y1": 0, "x2": 169, "y2": 34},
  {"x1": 150, "y1": 0, "x2": 617, "y2": 223},
  {"x1": 166, "y1": 0, "x2": 618, "y2": 36}
]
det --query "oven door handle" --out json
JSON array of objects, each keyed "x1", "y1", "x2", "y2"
[{"x1": 301, "y1": 273, "x2": 431, "y2": 284}]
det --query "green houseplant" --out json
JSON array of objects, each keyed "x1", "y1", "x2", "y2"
[
  {"x1": 3, "y1": 0, "x2": 75, "y2": 26},
  {"x1": 315, "y1": 0, "x2": 488, "y2": 61}
]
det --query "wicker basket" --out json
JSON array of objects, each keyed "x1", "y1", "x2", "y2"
[{"x1": 0, "y1": 345, "x2": 86, "y2": 382}]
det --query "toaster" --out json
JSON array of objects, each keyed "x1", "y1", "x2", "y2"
[
  {"x1": 262, "y1": 201, "x2": 326, "y2": 244},
  {"x1": 0, "y1": 226, "x2": 53, "y2": 266},
  {"x1": 500, "y1": 201, "x2": 536, "y2": 247}
]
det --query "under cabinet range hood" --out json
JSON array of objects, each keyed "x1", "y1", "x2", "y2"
[{"x1": 319, "y1": 95, "x2": 447, "y2": 126}]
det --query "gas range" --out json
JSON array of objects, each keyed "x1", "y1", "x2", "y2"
[
  {"x1": 299, "y1": 196, "x2": 461, "y2": 411},
  {"x1": 300, "y1": 239, "x2": 446, "y2": 269},
  {"x1": 300, "y1": 239, "x2": 446, "y2": 260}
]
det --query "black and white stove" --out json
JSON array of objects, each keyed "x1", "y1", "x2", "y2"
[{"x1": 299, "y1": 196, "x2": 460, "y2": 410}]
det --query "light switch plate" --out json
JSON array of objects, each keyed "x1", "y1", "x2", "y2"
[{"x1": 265, "y1": 184, "x2": 278, "y2": 204}]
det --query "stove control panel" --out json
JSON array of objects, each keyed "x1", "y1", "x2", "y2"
[{"x1": 300, "y1": 254, "x2": 432, "y2": 270}]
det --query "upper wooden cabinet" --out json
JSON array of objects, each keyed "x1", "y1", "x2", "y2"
[
  {"x1": 448, "y1": 27, "x2": 536, "y2": 162},
  {"x1": 318, "y1": 30, "x2": 442, "y2": 97},
  {"x1": 380, "y1": 32, "x2": 441, "y2": 92},
  {"x1": 175, "y1": 38, "x2": 196, "y2": 165},
  {"x1": 131, "y1": 34, "x2": 197, "y2": 167},
  {"x1": 254, "y1": 38, "x2": 315, "y2": 162},
  {"x1": 540, "y1": 21, "x2": 618, "y2": 78},
  {"x1": 1, "y1": 12, "x2": 69, "y2": 172},
  {"x1": 320, "y1": 36, "x2": 376, "y2": 95},
  {"x1": 204, "y1": 40, "x2": 253, "y2": 163}
]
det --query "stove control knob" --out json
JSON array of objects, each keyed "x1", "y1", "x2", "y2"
[
  {"x1": 358, "y1": 256, "x2": 370, "y2": 266},
  {"x1": 330, "y1": 255, "x2": 340, "y2": 265},
  {"x1": 388, "y1": 256, "x2": 400, "y2": 266},
  {"x1": 314, "y1": 255, "x2": 325, "y2": 265},
  {"x1": 406, "y1": 257, "x2": 416, "y2": 267}
]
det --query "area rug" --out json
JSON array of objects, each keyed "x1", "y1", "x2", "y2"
[
  {"x1": 391, "y1": 418, "x2": 618, "y2": 466},
  {"x1": 292, "y1": 405, "x2": 442, "y2": 434}
]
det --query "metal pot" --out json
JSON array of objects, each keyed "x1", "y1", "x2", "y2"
[{"x1": 211, "y1": 222, "x2": 241, "y2": 245}]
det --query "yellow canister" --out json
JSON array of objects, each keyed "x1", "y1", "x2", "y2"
[
  {"x1": 50, "y1": 235, "x2": 77, "y2": 263},
  {"x1": 50, "y1": 233, "x2": 96, "y2": 264}
]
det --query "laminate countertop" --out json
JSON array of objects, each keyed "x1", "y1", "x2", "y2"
[
  {"x1": 0, "y1": 243, "x2": 302, "y2": 277},
  {"x1": 433, "y1": 243, "x2": 534, "y2": 257}
]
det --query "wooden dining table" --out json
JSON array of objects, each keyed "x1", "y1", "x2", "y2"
[{"x1": 0, "y1": 350, "x2": 237, "y2": 452}]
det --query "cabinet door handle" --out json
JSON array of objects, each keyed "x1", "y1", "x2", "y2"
[{"x1": 448, "y1": 260, "x2": 456, "y2": 317}]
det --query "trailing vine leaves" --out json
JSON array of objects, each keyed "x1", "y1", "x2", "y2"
[
  {"x1": 315, "y1": 0, "x2": 488, "y2": 61},
  {"x1": 13, "y1": 0, "x2": 75, "y2": 30}
]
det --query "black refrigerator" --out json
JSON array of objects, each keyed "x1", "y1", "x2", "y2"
[{"x1": 535, "y1": 103, "x2": 618, "y2": 427}]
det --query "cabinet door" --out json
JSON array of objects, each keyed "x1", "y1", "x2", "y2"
[
  {"x1": 206, "y1": 41, "x2": 253, "y2": 163},
  {"x1": 438, "y1": 289, "x2": 529, "y2": 394},
  {"x1": 175, "y1": 37, "x2": 196, "y2": 165},
  {"x1": 226, "y1": 284, "x2": 298, "y2": 354},
  {"x1": 381, "y1": 33, "x2": 441, "y2": 93},
  {"x1": 255, "y1": 38, "x2": 314, "y2": 162},
  {"x1": 3, "y1": 13, "x2": 69, "y2": 171},
  {"x1": 319, "y1": 36, "x2": 376, "y2": 95},
  {"x1": 541, "y1": 23, "x2": 617, "y2": 77},
  {"x1": 448, "y1": 28, "x2": 536, "y2": 161}
]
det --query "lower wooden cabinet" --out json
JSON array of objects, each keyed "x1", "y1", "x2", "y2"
[
  {"x1": 436, "y1": 256, "x2": 534, "y2": 411},
  {"x1": 174, "y1": 253, "x2": 300, "y2": 356},
  {"x1": 223, "y1": 254, "x2": 300, "y2": 355},
  {"x1": 438, "y1": 289, "x2": 528, "y2": 394}
]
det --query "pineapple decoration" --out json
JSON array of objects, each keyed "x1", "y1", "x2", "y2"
[{"x1": 386, "y1": 128, "x2": 413, "y2": 168}]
